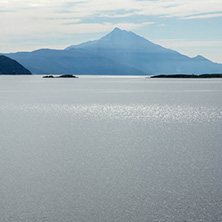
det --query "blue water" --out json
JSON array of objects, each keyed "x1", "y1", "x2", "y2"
[{"x1": 0, "y1": 76, "x2": 222, "y2": 222}]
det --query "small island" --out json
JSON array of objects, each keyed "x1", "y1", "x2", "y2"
[
  {"x1": 43, "y1": 74, "x2": 78, "y2": 78},
  {"x1": 150, "y1": 74, "x2": 222, "y2": 78}
]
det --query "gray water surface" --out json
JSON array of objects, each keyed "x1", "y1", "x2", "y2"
[{"x1": 0, "y1": 76, "x2": 222, "y2": 222}]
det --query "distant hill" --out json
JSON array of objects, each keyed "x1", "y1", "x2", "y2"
[
  {"x1": 5, "y1": 28, "x2": 222, "y2": 75},
  {"x1": 0, "y1": 55, "x2": 31, "y2": 75},
  {"x1": 6, "y1": 48, "x2": 145, "y2": 75}
]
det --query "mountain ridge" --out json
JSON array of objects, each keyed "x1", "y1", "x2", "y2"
[
  {"x1": 6, "y1": 48, "x2": 145, "y2": 75},
  {"x1": 4, "y1": 27, "x2": 222, "y2": 75}
]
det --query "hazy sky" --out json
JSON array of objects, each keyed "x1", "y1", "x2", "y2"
[{"x1": 1, "y1": 0, "x2": 222, "y2": 63}]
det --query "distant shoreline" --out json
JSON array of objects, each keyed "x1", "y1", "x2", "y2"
[{"x1": 150, "y1": 74, "x2": 222, "y2": 78}]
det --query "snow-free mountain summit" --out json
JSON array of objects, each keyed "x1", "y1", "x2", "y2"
[{"x1": 6, "y1": 28, "x2": 222, "y2": 75}]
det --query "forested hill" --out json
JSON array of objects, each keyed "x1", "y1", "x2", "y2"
[{"x1": 0, "y1": 55, "x2": 31, "y2": 75}]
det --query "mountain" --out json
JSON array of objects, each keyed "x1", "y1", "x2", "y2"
[
  {"x1": 66, "y1": 27, "x2": 222, "y2": 75},
  {"x1": 5, "y1": 28, "x2": 222, "y2": 75},
  {"x1": 0, "y1": 55, "x2": 31, "y2": 75},
  {"x1": 66, "y1": 27, "x2": 163, "y2": 52}
]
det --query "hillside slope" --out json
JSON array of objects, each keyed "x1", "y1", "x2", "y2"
[{"x1": 0, "y1": 55, "x2": 31, "y2": 75}]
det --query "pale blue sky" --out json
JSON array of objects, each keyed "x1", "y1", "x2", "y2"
[{"x1": 0, "y1": 0, "x2": 222, "y2": 63}]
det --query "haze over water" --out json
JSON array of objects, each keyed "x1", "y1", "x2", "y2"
[{"x1": 0, "y1": 76, "x2": 222, "y2": 222}]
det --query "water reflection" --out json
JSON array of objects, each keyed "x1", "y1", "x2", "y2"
[{"x1": 0, "y1": 103, "x2": 221, "y2": 123}]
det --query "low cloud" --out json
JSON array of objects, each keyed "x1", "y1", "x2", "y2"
[{"x1": 183, "y1": 13, "x2": 222, "y2": 20}]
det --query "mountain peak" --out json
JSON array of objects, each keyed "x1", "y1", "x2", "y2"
[
  {"x1": 66, "y1": 27, "x2": 162, "y2": 51},
  {"x1": 106, "y1": 27, "x2": 130, "y2": 38},
  {"x1": 112, "y1": 27, "x2": 122, "y2": 32},
  {"x1": 193, "y1": 55, "x2": 210, "y2": 62},
  {"x1": 195, "y1": 55, "x2": 205, "y2": 59}
]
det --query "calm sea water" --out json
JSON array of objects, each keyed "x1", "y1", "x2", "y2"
[{"x1": 0, "y1": 75, "x2": 222, "y2": 222}]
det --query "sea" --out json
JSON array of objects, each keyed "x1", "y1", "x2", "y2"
[{"x1": 0, "y1": 75, "x2": 222, "y2": 222}]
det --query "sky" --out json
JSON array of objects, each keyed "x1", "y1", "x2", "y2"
[{"x1": 0, "y1": 0, "x2": 222, "y2": 63}]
